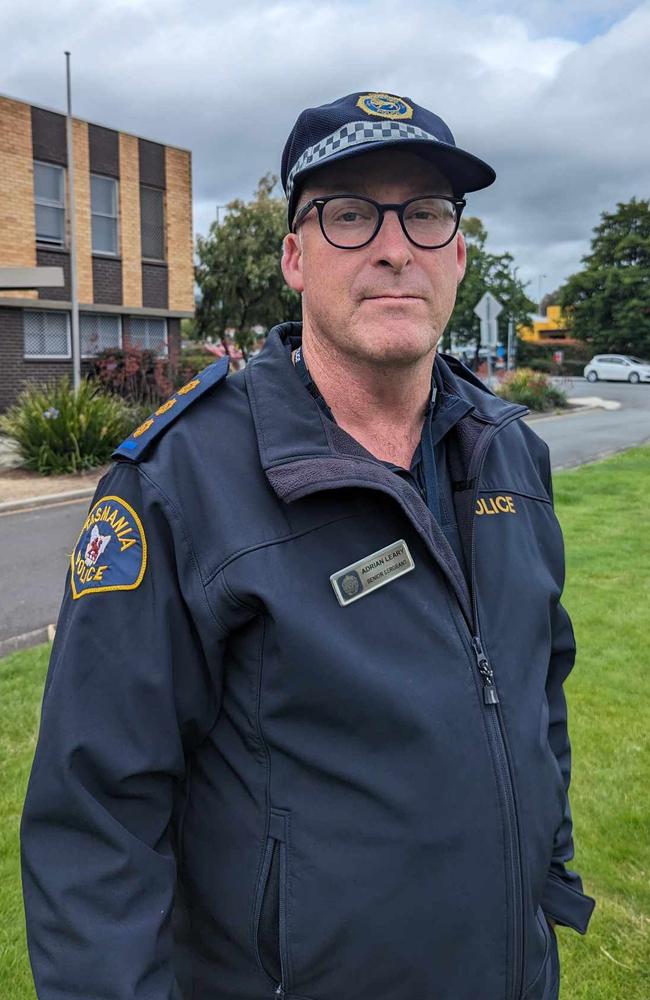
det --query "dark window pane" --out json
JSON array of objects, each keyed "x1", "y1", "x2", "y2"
[{"x1": 140, "y1": 186, "x2": 165, "y2": 260}]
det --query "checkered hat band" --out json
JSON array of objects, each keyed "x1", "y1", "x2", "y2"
[{"x1": 286, "y1": 120, "x2": 440, "y2": 202}]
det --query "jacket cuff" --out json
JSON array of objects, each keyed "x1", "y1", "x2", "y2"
[{"x1": 541, "y1": 870, "x2": 596, "y2": 934}]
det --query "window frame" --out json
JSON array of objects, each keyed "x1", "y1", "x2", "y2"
[
  {"x1": 34, "y1": 160, "x2": 66, "y2": 247},
  {"x1": 139, "y1": 184, "x2": 166, "y2": 262},
  {"x1": 80, "y1": 312, "x2": 123, "y2": 358},
  {"x1": 23, "y1": 309, "x2": 71, "y2": 360},
  {"x1": 90, "y1": 174, "x2": 120, "y2": 257},
  {"x1": 127, "y1": 315, "x2": 168, "y2": 357}
]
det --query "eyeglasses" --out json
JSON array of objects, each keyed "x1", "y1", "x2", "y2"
[{"x1": 292, "y1": 193, "x2": 466, "y2": 250}]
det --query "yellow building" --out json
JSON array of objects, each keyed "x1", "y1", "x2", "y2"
[
  {"x1": 518, "y1": 305, "x2": 571, "y2": 343},
  {"x1": 0, "y1": 93, "x2": 194, "y2": 410}
]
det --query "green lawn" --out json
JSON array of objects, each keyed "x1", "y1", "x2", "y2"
[{"x1": 2, "y1": 446, "x2": 649, "y2": 998}]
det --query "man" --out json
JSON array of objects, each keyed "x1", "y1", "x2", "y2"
[{"x1": 21, "y1": 92, "x2": 594, "y2": 1000}]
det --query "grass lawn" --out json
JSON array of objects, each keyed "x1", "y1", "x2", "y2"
[{"x1": 1, "y1": 446, "x2": 649, "y2": 998}]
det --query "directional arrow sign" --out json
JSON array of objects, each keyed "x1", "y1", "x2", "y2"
[{"x1": 474, "y1": 291, "x2": 503, "y2": 348}]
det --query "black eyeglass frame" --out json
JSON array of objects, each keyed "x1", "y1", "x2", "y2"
[{"x1": 292, "y1": 193, "x2": 467, "y2": 250}]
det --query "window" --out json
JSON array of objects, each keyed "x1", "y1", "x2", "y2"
[
  {"x1": 128, "y1": 316, "x2": 167, "y2": 355},
  {"x1": 24, "y1": 310, "x2": 70, "y2": 358},
  {"x1": 91, "y1": 175, "x2": 119, "y2": 255},
  {"x1": 80, "y1": 313, "x2": 122, "y2": 357},
  {"x1": 34, "y1": 161, "x2": 65, "y2": 245},
  {"x1": 140, "y1": 185, "x2": 165, "y2": 260}
]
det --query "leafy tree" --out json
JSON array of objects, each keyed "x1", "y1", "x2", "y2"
[
  {"x1": 446, "y1": 217, "x2": 534, "y2": 359},
  {"x1": 195, "y1": 174, "x2": 301, "y2": 359},
  {"x1": 559, "y1": 198, "x2": 650, "y2": 357}
]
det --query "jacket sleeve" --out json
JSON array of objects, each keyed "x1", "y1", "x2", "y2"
[
  {"x1": 20, "y1": 461, "x2": 227, "y2": 998},
  {"x1": 540, "y1": 452, "x2": 596, "y2": 934}
]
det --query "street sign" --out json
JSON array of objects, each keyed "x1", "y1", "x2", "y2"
[{"x1": 474, "y1": 291, "x2": 503, "y2": 348}]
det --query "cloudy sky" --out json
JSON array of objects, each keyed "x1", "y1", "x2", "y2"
[{"x1": 3, "y1": 0, "x2": 648, "y2": 303}]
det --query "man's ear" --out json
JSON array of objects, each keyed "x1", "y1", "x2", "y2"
[
  {"x1": 281, "y1": 233, "x2": 305, "y2": 293},
  {"x1": 456, "y1": 230, "x2": 467, "y2": 285}
]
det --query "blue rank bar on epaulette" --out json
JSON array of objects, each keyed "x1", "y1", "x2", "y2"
[{"x1": 112, "y1": 356, "x2": 230, "y2": 461}]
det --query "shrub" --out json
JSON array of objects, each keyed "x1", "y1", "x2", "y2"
[
  {"x1": 0, "y1": 379, "x2": 137, "y2": 474},
  {"x1": 173, "y1": 348, "x2": 214, "y2": 389},
  {"x1": 496, "y1": 368, "x2": 569, "y2": 412},
  {"x1": 90, "y1": 347, "x2": 173, "y2": 406}
]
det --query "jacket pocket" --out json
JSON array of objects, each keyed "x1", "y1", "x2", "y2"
[
  {"x1": 523, "y1": 905, "x2": 552, "y2": 999},
  {"x1": 253, "y1": 809, "x2": 292, "y2": 993}
]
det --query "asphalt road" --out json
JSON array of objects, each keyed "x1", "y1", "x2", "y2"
[
  {"x1": 0, "y1": 499, "x2": 82, "y2": 644},
  {"x1": 1, "y1": 378, "x2": 648, "y2": 645},
  {"x1": 529, "y1": 377, "x2": 650, "y2": 469}
]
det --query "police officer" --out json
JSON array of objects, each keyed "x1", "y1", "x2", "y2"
[{"x1": 21, "y1": 92, "x2": 595, "y2": 1000}]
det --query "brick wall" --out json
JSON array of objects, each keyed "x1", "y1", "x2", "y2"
[
  {"x1": 0, "y1": 98, "x2": 37, "y2": 299},
  {"x1": 165, "y1": 147, "x2": 194, "y2": 312},
  {"x1": 72, "y1": 119, "x2": 93, "y2": 304},
  {"x1": 142, "y1": 262, "x2": 168, "y2": 309},
  {"x1": 119, "y1": 133, "x2": 142, "y2": 307},
  {"x1": 92, "y1": 256, "x2": 123, "y2": 305},
  {"x1": 36, "y1": 248, "x2": 70, "y2": 300},
  {"x1": 88, "y1": 123, "x2": 119, "y2": 178},
  {"x1": 139, "y1": 138, "x2": 165, "y2": 189},
  {"x1": 31, "y1": 107, "x2": 66, "y2": 166},
  {"x1": 168, "y1": 317, "x2": 181, "y2": 370},
  {"x1": 0, "y1": 307, "x2": 72, "y2": 411}
]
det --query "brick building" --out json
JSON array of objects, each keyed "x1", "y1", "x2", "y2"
[{"x1": 0, "y1": 93, "x2": 194, "y2": 410}]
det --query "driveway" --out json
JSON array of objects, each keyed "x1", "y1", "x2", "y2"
[{"x1": 526, "y1": 377, "x2": 650, "y2": 469}]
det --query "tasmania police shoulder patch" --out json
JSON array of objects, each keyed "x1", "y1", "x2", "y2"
[
  {"x1": 112, "y1": 356, "x2": 230, "y2": 462},
  {"x1": 71, "y1": 495, "x2": 147, "y2": 599}
]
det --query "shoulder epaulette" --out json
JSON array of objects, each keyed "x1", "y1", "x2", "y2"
[{"x1": 112, "y1": 356, "x2": 230, "y2": 461}]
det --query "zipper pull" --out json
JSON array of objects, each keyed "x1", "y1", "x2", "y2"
[
  {"x1": 275, "y1": 986, "x2": 285, "y2": 997},
  {"x1": 472, "y1": 636, "x2": 499, "y2": 704}
]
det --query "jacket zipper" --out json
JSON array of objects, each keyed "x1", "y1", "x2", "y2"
[{"x1": 467, "y1": 412, "x2": 527, "y2": 1000}]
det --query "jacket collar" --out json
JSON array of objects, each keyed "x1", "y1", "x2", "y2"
[
  {"x1": 245, "y1": 322, "x2": 525, "y2": 472},
  {"x1": 245, "y1": 322, "x2": 527, "y2": 627}
]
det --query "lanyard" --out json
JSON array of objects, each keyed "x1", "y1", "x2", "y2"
[{"x1": 419, "y1": 406, "x2": 442, "y2": 523}]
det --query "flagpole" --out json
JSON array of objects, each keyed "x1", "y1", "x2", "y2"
[{"x1": 65, "y1": 51, "x2": 81, "y2": 390}]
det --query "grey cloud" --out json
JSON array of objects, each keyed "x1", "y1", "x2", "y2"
[{"x1": 2, "y1": 0, "x2": 648, "y2": 299}]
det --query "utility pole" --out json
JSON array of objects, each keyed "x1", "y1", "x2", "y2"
[
  {"x1": 65, "y1": 51, "x2": 80, "y2": 391},
  {"x1": 507, "y1": 315, "x2": 514, "y2": 371}
]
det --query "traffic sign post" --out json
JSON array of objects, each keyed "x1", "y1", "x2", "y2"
[{"x1": 474, "y1": 292, "x2": 503, "y2": 386}]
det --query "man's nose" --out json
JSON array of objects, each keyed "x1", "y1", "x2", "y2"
[{"x1": 371, "y1": 209, "x2": 414, "y2": 271}]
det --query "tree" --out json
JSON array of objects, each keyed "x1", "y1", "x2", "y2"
[
  {"x1": 559, "y1": 198, "x2": 650, "y2": 357},
  {"x1": 446, "y1": 218, "x2": 534, "y2": 359},
  {"x1": 195, "y1": 174, "x2": 301, "y2": 359}
]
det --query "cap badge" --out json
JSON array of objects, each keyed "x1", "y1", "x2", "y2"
[{"x1": 356, "y1": 93, "x2": 413, "y2": 120}]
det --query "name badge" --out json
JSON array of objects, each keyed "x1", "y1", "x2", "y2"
[{"x1": 330, "y1": 539, "x2": 414, "y2": 607}]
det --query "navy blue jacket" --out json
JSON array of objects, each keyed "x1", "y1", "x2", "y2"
[{"x1": 21, "y1": 323, "x2": 595, "y2": 1000}]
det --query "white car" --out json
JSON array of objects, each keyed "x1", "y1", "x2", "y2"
[{"x1": 584, "y1": 354, "x2": 650, "y2": 384}]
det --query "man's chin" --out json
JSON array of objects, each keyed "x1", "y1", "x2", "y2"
[{"x1": 349, "y1": 321, "x2": 439, "y2": 367}]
